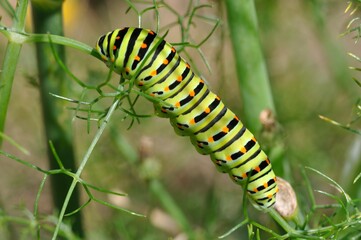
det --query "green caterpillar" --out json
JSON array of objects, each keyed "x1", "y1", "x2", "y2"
[{"x1": 96, "y1": 27, "x2": 278, "y2": 208}]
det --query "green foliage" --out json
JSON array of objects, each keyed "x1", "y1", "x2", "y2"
[{"x1": 0, "y1": 0, "x2": 361, "y2": 239}]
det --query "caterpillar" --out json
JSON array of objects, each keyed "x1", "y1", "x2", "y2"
[{"x1": 95, "y1": 27, "x2": 278, "y2": 209}]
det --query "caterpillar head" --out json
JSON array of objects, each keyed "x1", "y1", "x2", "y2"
[
  {"x1": 95, "y1": 32, "x2": 123, "y2": 75},
  {"x1": 96, "y1": 34, "x2": 109, "y2": 61}
]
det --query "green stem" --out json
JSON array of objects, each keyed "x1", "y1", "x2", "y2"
[
  {"x1": 225, "y1": 0, "x2": 275, "y2": 133},
  {"x1": 0, "y1": 43, "x2": 22, "y2": 140},
  {"x1": 31, "y1": 2, "x2": 83, "y2": 237},
  {"x1": 268, "y1": 208, "x2": 295, "y2": 234},
  {"x1": 0, "y1": 0, "x2": 28, "y2": 146},
  {"x1": 0, "y1": 27, "x2": 97, "y2": 58},
  {"x1": 52, "y1": 97, "x2": 121, "y2": 240}
]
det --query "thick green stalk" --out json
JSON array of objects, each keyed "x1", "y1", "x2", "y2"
[
  {"x1": 0, "y1": 0, "x2": 29, "y2": 146},
  {"x1": 31, "y1": 1, "x2": 83, "y2": 237},
  {"x1": 225, "y1": 0, "x2": 275, "y2": 133}
]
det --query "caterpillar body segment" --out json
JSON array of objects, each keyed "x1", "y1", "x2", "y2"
[{"x1": 96, "y1": 27, "x2": 278, "y2": 209}]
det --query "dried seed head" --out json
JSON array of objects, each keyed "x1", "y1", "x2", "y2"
[{"x1": 274, "y1": 177, "x2": 298, "y2": 219}]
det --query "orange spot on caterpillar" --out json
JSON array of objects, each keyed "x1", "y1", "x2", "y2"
[
  {"x1": 171, "y1": 47, "x2": 176, "y2": 52},
  {"x1": 150, "y1": 70, "x2": 157, "y2": 76},
  {"x1": 208, "y1": 137, "x2": 214, "y2": 142},
  {"x1": 254, "y1": 166, "x2": 261, "y2": 172},
  {"x1": 235, "y1": 116, "x2": 239, "y2": 121},
  {"x1": 134, "y1": 56, "x2": 140, "y2": 61},
  {"x1": 263, "y1": 182, "x2": 268, "y2": 188},
  {"x1": 226, "y1": 155, "x2": 232, "y2": 161},
  {"x1": 205, "y1": 107, "x2": 210, "y2": 113},
  {"x1": 149, "y1": 93, "x2": 155, "y2": 97},
  {"x1": 240, "y1": 146, "x2": 247, "y2": 154},
  {"x1": 141, "y1": 43, "x2": 147, "y2": 48},
  {"x1": 177, "y1": 76, "x2": 182, "y2": 82},
  {"x1": 149, "y1": 31, "x2": 155, "y2": 35},
  {"x1": 216, "y1": 95, "x2": 221, "y2": 100},
  {"x1": 125, "y1": 67, "x2": 130, "y2": 73},
  {"x1": 266, "y1": 159, "x2": 270, "y2": 164},
  {"x1": 113, "y1": 45, "x2": 117, "y2": 50},
  {"x1": 189, "y1": 90, "x2": 195, "y2": 97},
  {"x1": 163, "y1": 59, "x2": 169, "y2": 65},
  {"x1": 186, "y1": 63, "x2": 190, "y2": 68},
  {"x1": 253, "y1": 188, "x2": 258, "y2": 193},
  {"x1": 267, "y1": 194, "x2": 273, "y2": 199},
  {"x1": 116, "y1": 36, "x2": 120, "y2": 40},
  {"x1": 252, "y1": 137, "x2": 256, "y2": 142},
  {"x1": 164, "y1": 86, "x2": 170, "y2": 91},
  {"x1": 138, "y1": 82, "x2": 144, "y2": 86},
  {"x1": 161, "y1": 108, "x2": 167, "y2": 113},
  {"x1": 189, "y1": 119, "x2": 195, "y2": 125},
  {"x1": 222, "y1": 127, "x2": 229, "y2": 133},
  {"x1": 199, "y1": 79, "x2": 205, "y2": 83},
  {"x1": 175, "y1": 102, "x2": 180, "y2": 107},
  {"x1": 242, "y1": 173, "x2": 247, "y2": 179}
]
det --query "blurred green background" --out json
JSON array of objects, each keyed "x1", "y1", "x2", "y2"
[{"x1": 1, "y1": 0, "x2": 360, "y2": 239}]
